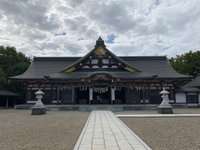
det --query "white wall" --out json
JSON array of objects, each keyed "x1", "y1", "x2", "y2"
[{"x1": 175, "y1": 93, "x2": 186, "y2": 103}]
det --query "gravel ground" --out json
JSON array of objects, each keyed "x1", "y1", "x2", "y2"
[
  {"x1": 1, "y1": 108, "x2": 200, "y2": 150},
  {"x1": 119, "y1": 108, "x2": 200, "y2": 150},
  {"x1": 115, "y1": 108, "x2": 200, "y2": 115},
  {"x1": 0, "y1": 109, "x2": 89, "y2": 150}
]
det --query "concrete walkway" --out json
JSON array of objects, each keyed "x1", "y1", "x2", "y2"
[
  {"x1": 74, "y1": 111, "x2": 151, "y2": 150},
  {"x1": 117, "y1": 114, "x2": 200, "y2": 118}
]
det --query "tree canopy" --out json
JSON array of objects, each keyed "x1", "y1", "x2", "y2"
[
  {"x1": 169, "y1": 51, "x2": 200, "y2": 76},
  {"x1": 0, "y1": 46, "x2": 30, "y2": 88}
]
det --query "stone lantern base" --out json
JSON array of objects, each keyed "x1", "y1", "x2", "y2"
[
  {"x1": 158, "y1": 106, "x2": 173, "y2": 114},
  {"x1": 32, "y1": 107, "x2": 46, "y2": 115},
  {"x1": 31, "y1": 101, "x2": 46, "y2": 115}
]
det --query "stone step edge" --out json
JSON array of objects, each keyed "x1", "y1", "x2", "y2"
[
  {"x1": 73, "y1": 111, "x2": 93, "y2": 150},
  {"x1": 111, "y1": 112, "x2": 152, "y2": 150},
  {"x1": 117, "y1": 114, "x2": 200, "y2": 118}
]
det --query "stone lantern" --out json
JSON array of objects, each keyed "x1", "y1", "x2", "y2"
[
  {"x1": 31, "y1": 89, "x2": 46, "y2": 115},
  {"x1": 158, "y1": 88, "x2": 173, "y2": 114}
]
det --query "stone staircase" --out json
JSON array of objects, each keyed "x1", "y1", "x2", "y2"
[
  {"x1": 15, "y1": 104, "x2": 158, "y2": 111},
  {"x1": 78, "y1": 105, "x2": 124, "y2": 111}
]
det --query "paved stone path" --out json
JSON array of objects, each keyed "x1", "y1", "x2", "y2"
[{"x1": 74, "y1": 111, "x2": 151, "y2": 150}]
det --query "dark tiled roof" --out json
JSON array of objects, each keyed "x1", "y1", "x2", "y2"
[
  {"x1": 47, "y1": 71, "x2": 154, "y2": 80},
  {"x1": 122, "y1": 56, "x2": 189, "y2": 78},
  {"x1": 176, "y1": 87, "x2": 200, "y2": 92},
  {"x1": 11, "y1": 57, "x2": 77, "y2": 80},
  {"x1": 11, "y1": 56, "x2": 189, "y2": 80},
  {"x1": 0, "y1": 90, "x2": 19, "y2": 96},
  {"x1": 183, "y1": 76, "x2": 200, "y2": 87}
]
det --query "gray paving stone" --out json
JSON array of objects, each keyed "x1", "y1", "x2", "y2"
[
  {"x1": 74, "y1": 111, "x2": 152, "y2": 150},
  {"x1": 106, "y1": 147, "x2": 119, "y2": 150}
]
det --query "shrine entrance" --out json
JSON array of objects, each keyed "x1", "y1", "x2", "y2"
[
  {"x1": 75, "y1": 72, "x2": 127, "y2": 104},
  {"x1": 75, "y1": 86, "x2": 111, "y2": 104},
  {"x1": 75, "y1": 86, "x2": 126, "y2": 105},
  {"x1": 92, "y1": 87, "x2": 111, "y2": 104}
]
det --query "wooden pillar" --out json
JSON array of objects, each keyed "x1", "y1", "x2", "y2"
[
  {"x1": 172, "y1": 82, "x2": 176, "y2": 103},
  {"x1": 25, "y1": 87, "x2": 29, "y2": 103},
  {"x1": 74, "y1": 87, "x2": 77, "y2": 104},
  {"x1": 142, "y1": 83, "x2": 145, "y2": 100},
  {"x1": 72, "y1": 86, "x2": 75, "y2": 104},
  {"x1": 56, "y1": 86, "x2": 60, "y2": 104},
  {"x1": 50, "y1": 83, "x2": 53, "y2": 104},
  {"x1": 89, "y1": 87, "x2": 91, "y2": 105},
  {"x1": 148, "y1": 82, "x2": 150, "y2": 103},
  {"x1": 6, "y1": 96, "x2": 9, "y2": 108},
  {"x1": 14, "y1": 97, "x2": 16, "y2": 107},
  {"x1": 127, "y1": 87, "x2": 130, "y2": 104},
  {"x1": 156, "y1": 84, "x2": 159, "y2": 104},
  {"x1": 38, "y1": 81, "x2": 41, "y2": 89},
  {"x1": 160, "y1": 81, "x2": 163, "y2": 89},
  {"x1": 123, "y1": 87, "x2": 125, "y2": 104}
]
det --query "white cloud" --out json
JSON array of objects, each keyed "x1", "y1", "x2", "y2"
[{"x1": 0, "y1": 0, "x2": 200, "y2": 59}]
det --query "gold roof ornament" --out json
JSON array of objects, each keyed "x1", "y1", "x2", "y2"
[
  {"x1": 94, "y1": 46, "x2": 107, "y2": 57},
  {"x1": 125, "y1": 66, "x2": 135, "y2": 72},
  {"x1": 65, "y1": 66, "x2": 76, "y2": 73}
]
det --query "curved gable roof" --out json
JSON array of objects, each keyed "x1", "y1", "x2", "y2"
[
  {"x1": 61, "y1": 37, "x2": 139, "y2": 73},
  {"x1": 10, "y1": 38, "x2": 190, "y2": 80},
  {"x1": 11, "y1": 56, "x2": 189, "y2": 80}
]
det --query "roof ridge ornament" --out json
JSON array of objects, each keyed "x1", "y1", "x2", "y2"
[{"x1": 95, "y1": 36, "x2": 106, "y2": 48}]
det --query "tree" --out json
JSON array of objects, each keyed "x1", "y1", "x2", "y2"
[
  {"x1": 0, "y1": 46, "x2": 30, "y2": 77},
  {"x1": 169, "y1": 51, "x2": 200, "y2": 76},
  {"x1": 0, "y1": 67, "x2": 6, "y2": 87},
  {"x1": 0, "y1": 46, "x2": 30, "y2": 96}
]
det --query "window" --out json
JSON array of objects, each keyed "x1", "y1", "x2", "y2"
[
  {"x1": 102, "y1": 59, "x2": 109, "y2": 64},
  {"x1": 91, "y1": 59, "x2": 98, "y2": 64},
  {"x1": 186, "y1": 94, "x2": 198, "y2": 103}
]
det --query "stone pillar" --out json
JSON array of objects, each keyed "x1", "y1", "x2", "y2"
[
  {"x1": 158, "y1": 88, "x2": 173, "y2": 114},
  {"x1": 31, "y1": 89, "x2": 46, "y2": 115}
]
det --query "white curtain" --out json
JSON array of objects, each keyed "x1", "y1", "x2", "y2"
[
  {"x1": 111, "y1": 88, "x2": 115, "y2": 101},
  {"x1": 89, "y1": 88, "x2": 93, "y2": 100}
]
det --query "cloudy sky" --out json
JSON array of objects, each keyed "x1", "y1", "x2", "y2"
[{"x1": 0, "y1": 0, "x2": 200, "y2": 58}]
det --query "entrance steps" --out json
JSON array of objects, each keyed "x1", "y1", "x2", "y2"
[
  {"x1": 15, "y1": 104, "x2": 158, "y2": 111},
  {"x1": 79, "y1": 105, "x2": 124, "y2": 111}
]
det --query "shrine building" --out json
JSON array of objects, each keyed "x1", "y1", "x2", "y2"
[{"x1": 11, "y1": 37, "x2": 190, "y2": 105}]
